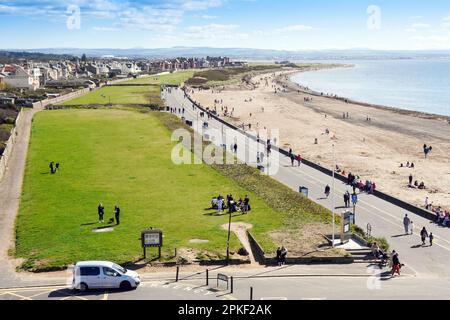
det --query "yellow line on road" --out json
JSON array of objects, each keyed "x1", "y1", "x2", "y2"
[{"x1": 4, "y1": 292, "x2": 32, "y2": 300}]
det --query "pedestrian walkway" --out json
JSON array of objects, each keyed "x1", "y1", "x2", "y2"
[{"x1": 163, "y1": 87, "x2": 450, "y2": 279}]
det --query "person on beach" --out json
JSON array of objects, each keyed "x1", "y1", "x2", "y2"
[
  {"x1": 403, "y1": 214, "x2": 410, "y2": 235},
  {"x1": 420, "y1": 227, "x2": 429, "y2": 246}
]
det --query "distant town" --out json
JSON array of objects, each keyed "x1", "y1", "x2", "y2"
[{"x1": 0, "y1": 54, "x2": 247, "y2": 107}]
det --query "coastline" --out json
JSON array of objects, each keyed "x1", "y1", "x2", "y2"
[
  {"x1": 285, "y1": 68, "x2": 450, "y2": 122},
  {"x1": 190, "y1": 68, "x2": 450, "y2": 211}
]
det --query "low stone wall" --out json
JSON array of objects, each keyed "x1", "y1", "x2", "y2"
[
  {"x1": 32, "y1": 88, "x2": 91, "y2": 109},
  {"x1": 0, "y1": 109, "x2": 23, "y2": 182}
]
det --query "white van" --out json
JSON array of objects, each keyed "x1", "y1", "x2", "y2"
[{"x1": 72, "y1": 261, "x2": 141, "y2": 292}]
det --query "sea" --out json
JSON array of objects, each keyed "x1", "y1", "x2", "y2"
[{"x1": 290, "y1": 59, "x2": 450, "y2": 117}]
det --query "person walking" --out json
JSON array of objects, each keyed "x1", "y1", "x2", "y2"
[
  {"x1": 114, "y1": 205, "x2": 121, "y2": 225},
  {"x1": 296, "y1": 154, "x2": 302, "y2": 167},
  {"x1": 420, "y1": 227, "x2": 429, "y2": 246},
  {"x1": 49, "y1": 162, "x2": 54, "y2": 174},
  {"x1": 98, "y1": 203, "x2": 104, "y2": 223},
  {"x1": 324, "y1": 185, "x2": 331, "y2": 198},
  {"x1": 344, "y1": 191, "x2": 350, "y2": 208},
  {"x1": 55, "y1": 162, "x2": 60, "y2": 172},
  {"x1": 233, "y1": 143, "x2": 238, "y2": 154},
  {"x1": 403, "y1": 214, "x2": 411, "y2": 235},
  {"x1": 409, "y1": 221, "x2": 414, "y2": 235},
  {"x1": 408, "y1": 174, "x2": 413, "y2": 186},
  {"x1": 391, "y1": 251, "x2": 401, "y2": 277},
  {"x1": 429, "y1": 233, "x2": 434, "y2": 246},
  {"x1": 290, "y1": 153, "x2": 295, "y2": 166}
]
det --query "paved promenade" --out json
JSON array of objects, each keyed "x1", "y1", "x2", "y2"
[{"x1": 163, "y1": 87, "x2": 450, "y2": 280}]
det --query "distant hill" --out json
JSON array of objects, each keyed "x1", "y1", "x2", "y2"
[
  {"x1": 0, "y1": 51, "x2": 75, "y2": 63},
  {"x1": 3, "y1": 47, "x2": 450, "y2": 61}
]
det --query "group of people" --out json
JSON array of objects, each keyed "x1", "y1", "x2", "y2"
[
  {"x1": 288, "y1": 149, "x2": 302, "y2": 166},
  {"x1": 408, "y1": 174, "x2": 426, "y2": 189},
  {"x1": 371, "y1": 244, "x2": 402, "y2": 276},
  {"x1": 211, "y1": 194, "x2": 251, "y2": 214},
  {"x1": 346, "y1": 172, "x2": 376, "y2": 194},
  {"x1": 276, "y1": 246, "x2": 288, "y2": 266},
  {"x1": 403, "y1": 214, "x2": 433, "y2": 246},
  {"x1": 434, "y1": 206, "x2": 450, "y2": 227},
  {"x1": 97, "y1": 203, "x2": 121, "y2": 225},
  {"x1": 49, "y1": 161, "x2": 60, "y2": 174},
  {"x1": 400, "y1": 161, "x2": 415, "y2": 168}
]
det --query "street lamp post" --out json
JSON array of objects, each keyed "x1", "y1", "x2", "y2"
[{"x1": 332, "y1": 144, "x2": 336, "y2": 248}]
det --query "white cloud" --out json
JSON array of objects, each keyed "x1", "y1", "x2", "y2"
[
  {"x1": 411, "y1": 23, "x2": 430, "y2": 28},
  {"x1": 442, "y1": 15, "x2": 450, "y2": 28},
  {"x1": 92, "y1": 26, "x2": 119, "y2": 32},
  {"x1": 201, "y1": 14, "x2": 218, "y2": 19},
  {"x1": 179, "y1": 0, "x2": 222, "y2": 11},
  {"x1": 183, "y1": 23, "x2": 248, "y2": 41},
  {"x1": 275, "y1": 25, "x2": 315, "y2": 33}
]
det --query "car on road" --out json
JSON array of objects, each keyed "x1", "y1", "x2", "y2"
[{"x1": 72, "y1": 261, "x2": 140, "y2": 292}]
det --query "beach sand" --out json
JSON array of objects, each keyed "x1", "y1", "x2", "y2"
[{"x1": 190, "y1": 69, "x2": 450, "y2": 212}]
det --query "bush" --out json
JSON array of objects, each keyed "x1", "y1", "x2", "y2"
[{"x1": 4, "y1": 117, "x2": 15, "y2": 125}]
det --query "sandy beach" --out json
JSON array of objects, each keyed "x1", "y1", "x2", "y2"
[{"x1": 190, "y1": 68, "x2": 450, "y2": 212}]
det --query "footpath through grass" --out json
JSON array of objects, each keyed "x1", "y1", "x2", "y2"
[{"x1": 16, "y1": 109, "x2": 286, "y2": 270}]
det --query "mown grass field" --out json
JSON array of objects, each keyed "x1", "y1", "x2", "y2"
[
  {"x1": 16, "y1": 109, "x2": 287, "y2": 270},
  {"x1": 60, "y1": 85, "x2": 162, "y2": 106},
  {"x1": 121, "y1": 71, "x2": 195, "y2": 85}
]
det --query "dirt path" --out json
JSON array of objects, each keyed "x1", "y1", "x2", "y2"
[
  {"x1": 0, "y1": 106, "x2": 45, "y2": 285},
  {"x1": 222, "y1": 222, "x2": 257, "y2": 265}
]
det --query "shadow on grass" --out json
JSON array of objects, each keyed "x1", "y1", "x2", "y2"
[{"x1": 80, "y1": 222, "x2": 98, "y2": 226}]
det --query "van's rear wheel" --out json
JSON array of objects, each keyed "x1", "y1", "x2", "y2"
[
  {"x1": 79, "y1": 283, "x2": 88, "y2": 292},
  {"x1": 120, "y1": 281, "x2": 132, "y2": 290}
]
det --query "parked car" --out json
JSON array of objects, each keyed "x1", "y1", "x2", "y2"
[{"x1": 72, "y1": 261, "x2": 140, "y2": 292}]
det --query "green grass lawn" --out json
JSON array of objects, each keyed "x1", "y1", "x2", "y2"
[
  {"x1": 60, "y1": 85, "x2": 162, "y2": 106},
  {"x1": 122, "y1": 71, "x2": 195, "y2": 85},
  {"x1": 16, "y1": 109, "x2": 285, "y2": 270}
]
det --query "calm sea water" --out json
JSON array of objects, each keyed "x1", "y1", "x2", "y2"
[{"x1": 291, "y1": 60, "x2": 450, "y2": 116}]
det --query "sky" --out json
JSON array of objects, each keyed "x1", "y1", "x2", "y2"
[{"x1": 1, "y1": 0, "x2": 450, "y2": 50}]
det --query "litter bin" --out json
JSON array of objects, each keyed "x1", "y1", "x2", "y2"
[{"x1": 299, "y1": 186, "x2": 309, "y2": 198}]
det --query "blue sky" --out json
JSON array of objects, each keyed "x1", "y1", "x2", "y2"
[{"x1": 1, "y1": 0, "x2": 450, "y2": 50}]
